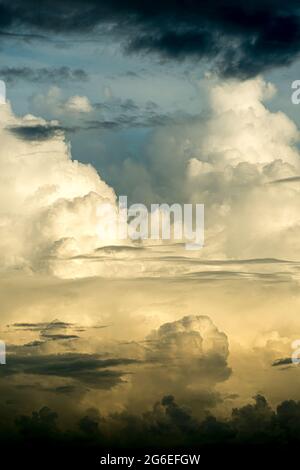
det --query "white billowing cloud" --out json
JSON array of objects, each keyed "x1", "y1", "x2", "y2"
[
  {"x1": 129, "y1": 315, "x2": 231, "y2": 408},
  {"x1": 120, "y1": 75, "x2": 300, "y2": 261},
  {"x1": 0, "y1": 101, "x2": 120, "y2": 275},
  {"x1": 65, "y1": 95, "x2": 93, "y2": 113},
  {"x1": 197, "y1": 77, "x2": 299, "y2": 166},
  {"x1": 184, "y1": 77, "x2": 300, "y2": 259},
  {"x1": 2, "y1": 76, "x2": 300, "y2": 279}
]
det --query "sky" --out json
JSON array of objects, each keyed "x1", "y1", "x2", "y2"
[{"x1": 1, "y1": 0, "x2": 300, "y2": 454}]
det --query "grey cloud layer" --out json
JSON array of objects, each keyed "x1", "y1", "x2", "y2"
[
  {"x1": 0, "y1": 67, "x2": 88, "y2": 84},
  {"x1": 3, "y1": 352, "x2": 139, "y2": 389},
  {"x1": 1, "y1": 0, "x2": 300, "y2": 77},
  {"x1": 2, "y1": 315, "x2": 230, "y2": 408}
]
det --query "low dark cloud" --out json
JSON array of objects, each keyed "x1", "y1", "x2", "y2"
[
  {"x1": 8, "y1": 124, "x2": 67, "y2": 141},
  {"x1": 16, "y1": 383, "x2": 80, "y2": 395},
  {"x1": 185, "y1": 270, "x2": 291, "y2": 283},
  {"x1": 9, "y1": 321, "x2": 73, "y2": 331},
  {"x1": 0, "y1": 66, "x2": 88, "y2": 84},
  {"x1": 6, "y1": 320, "x2": 111, "y2": 349},
  {"x1": 272, "y1": 357, "x2": 293, "y2": 367},
  {"x1": 0, "y1": 1, "x2": 300, "y2": 78},
  {"x1": 40, "y1": 333, "x2": 79, "y2": 341},
  {"x1": 23, "y1": 340, "x2": 45, "y2": 348},
  {"x1": 84, "y1": 108, "x2": 199, "y2": 132},
  {"x1": 9, "y1": 103, "x2": 201, "y2": 140},
  {"x1": 2, "y1": 352, "x2": 140, "y2": 389},
  {"x1": 269, "y1": 176, "x2": 300, "y2": 185}
]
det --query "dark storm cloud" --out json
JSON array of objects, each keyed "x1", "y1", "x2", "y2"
[
  {"x1": 9, "y1": 321, "x2": 73, "y2": 331},
  {"x1": 2, "y1": 352, "x2": 140, "y2": 389},
  {"x1": 8, "y1": 124, "x2": 65, "y2": 141},
  {"x1": 7, "y1": 320, "x2": 110, "y2": 341},
  {"x1": 84, "y1": 108, "x2": 200, "y2": 131},
  {"x1": 8, "y1": 123, "x2": 77, "y2": 141},
  {"x1": 1, "y1": 1, "x2": 300, "y2": 77},
  {"x1": 269, "y1": 176, "x2": 300, "y2": 185},
  {"x1": 40, "y1": 333, "x2": 79, "y2": 341},
  {"x1": 6, "y1": 320, "x2": 82, "y2": 349},
  {"x1": 0, "y1": 66, "x2": 88, "y2": 84},
  {"x1": 84, "y1": 115, "x2": 164, "y2": 131},
  {"x1": 272, "y1": 357, "x2": 293, "y2": 367},
  {"x1": 9, "y1": 101, "x2": 199, "y2": 139}
]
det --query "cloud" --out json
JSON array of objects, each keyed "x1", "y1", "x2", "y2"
[
  {"x1": 127, "y1": 76, "x2": 300, "y2": 263},
  {"x1": 9, "y1": 321, "x2": 73, "y2": 331},
  {"x1": 3, "y1": 75, "x2": 300, "y2": 279},
  {"x1": 128, "y1": 315, "x2": 230, "y2": 410},
  {"x1": 268, "y1": 176, "x2": 300, "y2": 185},
  {"x1": 183, "y1": 77, "x2": 300, "y2": 260},
  {"x1": 40, "y1": 333, "x2": 79, "y2": 341},
  {"x1": 8, "y1": 123, "x2": 67, "y2": 141},
  {"x1": 272, "y1": 357, "x2": 293, "y2": 367},
  {"x1": 30, "y1": 87, "x2": 93, "y2": 118},
  {"x1": 0, "y1": 99, "x2": 126, "y2": 276},
  {"x1": 2, "y1": 352, "x2": 139, "y2": 389},
  {"x1": 30, "y1": 88, "x2": 197, "y2": 133},
  {"x1": 1, "y1": 313, "x2": 231, "y2": 417},
  {"x1": 146, "y1": 315, "x2": 229, "y2": 366},
  {"x1": 6, "y1": 319, "x2": 112, "y2": 351},
  {"x1": 65, "y1": 96, "x2": 92, "y2": 113},
  {"x1": 0, "y1": 67, "x2": 88, "y2": 84},
  {"x1": 1, "y1": 1, "x2": 300, "y2": 77}
]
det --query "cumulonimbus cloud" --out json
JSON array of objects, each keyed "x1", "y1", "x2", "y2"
[
  {"x1": 139, "y1": 76, "x2": 300, "y2": 261},
  {"x1": 0, "y1": 100, "x2": 121, "y2": 276},
  {"x1": 2, "y1": 76, "x2": 300, "y2": 279}
]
